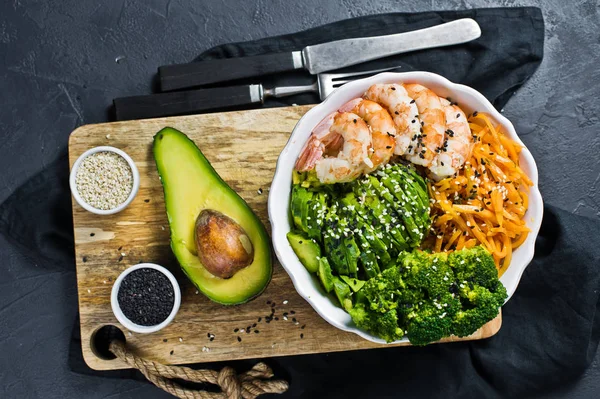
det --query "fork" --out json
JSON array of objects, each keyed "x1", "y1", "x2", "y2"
[
  {"x1": 113, "y1": 66, "x2": 399, "y2": 121},
  {"x1": 263, "y1": 66, "x2": 399, "y2": 101}
]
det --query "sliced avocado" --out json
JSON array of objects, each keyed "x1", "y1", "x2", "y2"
[
  {"x1": 323, "y1": 206, "x2": 348, "y2": 275},
  {"x1": 153, "y1": 127, "x2": 271, "y2": 305},
  {"x1": 339, "y1": 193, "x2": 383, "y2": 278},
  {"x1": 332, "y1": 276, "x2": 353, "y2": 312},
  {"x1": 290, "y1": 185, "x2": 306, "y2": 232},
  {"x1": 306, "y1": 191, "x2": 326, "y2": 241},
  {"x1": 356, "y1": 181, "x2": 408, "y2": 253},
  {"x1": 286, "y1": 231, "x2": 320, "y2": 273},
  {"x1": 318, "y1": 257, "x2": 335, "y2": 293},
  {"x1": 292, "y1": 170, "x2": 306, "y2": 185},
  {"x1": 300, "y1": 170, "x2": 321, "y2": 188},
  {"x1": 343, "y1": 235, "x2": 360, "y2": 277},
  {"x1": 368, "y1": 175, "x2": 421, "y2": 246},
  {"x1": 300, "y1": 190, "x2": 314, "y2": 235},
  {"x1": 339, "y1": 275, "x2": 366, "y2": 292}
]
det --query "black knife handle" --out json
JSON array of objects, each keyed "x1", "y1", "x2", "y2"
[
  {"x1": 159, "y1": 51, "x2": 303, "y2": 91},
  {"x1": 113, "y1": 85, "x2": 264, "y2": 121}
]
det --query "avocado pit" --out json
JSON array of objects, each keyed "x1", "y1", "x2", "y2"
[{"x1": 195, "y1": 209, "x2": 254, "y2": 279}]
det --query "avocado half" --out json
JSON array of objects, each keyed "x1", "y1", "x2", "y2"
[{"x1": 153, "y1": 127, "x2": 272, "y2": 305}]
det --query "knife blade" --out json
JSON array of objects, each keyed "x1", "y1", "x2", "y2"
[{"x1": 159, "y1": 18, "x2": 481, "y2": 92}]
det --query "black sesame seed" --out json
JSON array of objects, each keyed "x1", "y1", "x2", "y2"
[
  {"x1": 421, "y1": 121, "x2": 424, "y2": 126},
  {"x1": 234, "y1": 328, "x2": 239, "y2": 332},
  {"x1": 292, "y1": 318, "x2": 297, "y2": 323},
  {"x1": 298, "y1": 240, "x2": 303, "y2": 244},
  {"x1": 117, "y1": 268, "x2": 175, "y2": 326},
  {"x1": 410, "y1": 99, "x2": 415, "y2": 104},
  {"x1": 170, "y1": 350, "x2": 174, "y2": 355},
  {"x1": 254, "y1": 330, "x2": 259, "y2": 334},
  {"x1": 283, "y1": 312, "x2": 288, "y2": 317},
  {"x1": 144, "y1": 199, "x2": 150, "y2": 203},
  {"x1": 257, "y1": 188, "x2": 263, "y2": 194},
  {"x1": 290, "y1": 311, "x2": 296, "y2": 315},
  {"x1": 163, "y1": 339, "x2": 168, "y2": 342},
  {"x1": 118, "y1": 246, "x2": 123, "y2": 251},
  {"x1": 386, "y1": 146, "x2": 392, "y2": 149},
  {"x1": 275, "y1": 317, "x2": 279, "y2": 321},
  {"x1": 391, "y1": 87, "x2": 396, "y2": 90},
  {"x1": 353, "y1": 119, "x2": 357, "y2": 123},
  {"x1": 210, "y1": 337, "x2": 214, "y2": 341},
  {"x1": 82, "y1": 256, "x2": 88, "y2": 263},
  {"x1": 267, "y1": 300, "x2": 271, "y2": 304},
  {"x1": 237, "y1": 336, "x2": 242, "y2": 342},
  {"x1": 118, "y1": 255, "x2": 123, "y2": 262},
  {"x1": 253, "y1": 323, "x2": 257, "y2": 327},
  {"x1": 300, "y1": 333, "x2": 304, "y2": 339},
  {"x1": 207, "y1": 333, "x2": 211, "y2": 338},
  {"x1": 473, "y1": 111, "x2": 479, "y2": 117},
  {"x1": 395, "y1": 111, "x2": 399, "y2": 115},
  {"x1": 411, "y1": 119, "x2": 416, "y2": 123},
  {"x1": 90, "y1": 233, "x2": 95, "y2": 237},
  {"x1": 258, "y1": 317, "x2": 262, "y2": 322}
]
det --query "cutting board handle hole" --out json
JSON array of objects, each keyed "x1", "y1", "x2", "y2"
[{"x1": 91, "y1": 325, "x2": 126, "y2": 360}]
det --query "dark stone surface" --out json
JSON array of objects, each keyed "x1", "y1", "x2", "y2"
[{"x1": 0, "y1": 0, "x2": 598, "y2": 398}]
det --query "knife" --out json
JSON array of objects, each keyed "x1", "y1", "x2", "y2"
[
  {"x1": 159, "y1": 18, "x2": 481, "y2": 92},
  {"x1": 114, "y1": 67, "x2": 398, "y2": 120}
]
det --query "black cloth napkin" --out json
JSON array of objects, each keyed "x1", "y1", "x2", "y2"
[{"x1": 4, "y1": 6, "x2": 599, "y2": 399}]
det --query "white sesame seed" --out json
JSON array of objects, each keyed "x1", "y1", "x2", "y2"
[
  {"x1": 283, "y1": 300, "x2": 288, "y2": 305},
  {"x1": 75, "y1": 151, "x2": 133, "y2": 210}
]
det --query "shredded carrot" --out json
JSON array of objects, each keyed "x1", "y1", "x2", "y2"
[{"x1": 427, "y1": 112, "x2": 532, "y2": 275}]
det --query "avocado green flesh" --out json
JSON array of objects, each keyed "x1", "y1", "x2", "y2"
[
  {"x1": 153, "y1": 127, "x2": 271, "y2": 305},
  {"x1": 286, "y1": 232, "x2": 320, "y2": 273}
]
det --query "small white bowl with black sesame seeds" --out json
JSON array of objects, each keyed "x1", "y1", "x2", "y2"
[
  {"x1": 69, "y1": 146, "x2": 140, "y2": 215},
  {"x1": 111, "y1": 263, "x2": 182, "y2": 334}
]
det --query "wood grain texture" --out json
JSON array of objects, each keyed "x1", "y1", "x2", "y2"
[{"x1": 69, "y1": 105, "x2": 502, "y2": 371}]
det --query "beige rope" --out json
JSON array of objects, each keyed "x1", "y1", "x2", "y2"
[{"x1": 109, "y1": 340, "x2": 289, "y2": 399}]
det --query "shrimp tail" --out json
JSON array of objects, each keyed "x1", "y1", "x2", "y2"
[{"x1": 295, "y1": 136, "x2": 324, "y2": 171}]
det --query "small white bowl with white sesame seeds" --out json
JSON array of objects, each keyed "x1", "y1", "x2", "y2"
[{"x1": 69, "y1": 146, "x2": 140, "y2": 215}]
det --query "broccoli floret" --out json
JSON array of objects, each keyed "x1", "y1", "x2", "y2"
[
  {"x1": 452, "y1": 284, "x2": 507, "y2": 337},
  {"x1": 349, "y1": 302, "x2": 404, "y2": 343},
  {"x1": 397, "y1": 251, "x2": 462, "y2": 345},
  {"x1": 401, "y1": 251, "x2": 454, "y2": 298},
  {"x1": 448, "y1": 246, "x2": 500, "y2": 290},
  {"x1": 405, "y1": 300, "x2": 453, "y2": 346},
  {"x1": 448, "y1": 247, "x2": 508, "y2": 337},
  {"x1": 360, "y1": 267, "x2": 402, "y2": 313}
]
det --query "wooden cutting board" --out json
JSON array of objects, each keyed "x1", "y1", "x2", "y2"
[{"x1": 69, "y1": 105, "x2": 501, "y2": 371}]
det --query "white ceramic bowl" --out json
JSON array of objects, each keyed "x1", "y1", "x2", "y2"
[
  {"x1": 268, "y1": 71, "x2": 543, "y2": 344},
  {"x1": 111, "y1": 263, "x2": 182, "y2": 334},
  {"x1": 69, "y1": 146, "x2": 140, "y2": 215}
]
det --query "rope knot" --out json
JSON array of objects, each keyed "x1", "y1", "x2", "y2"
[{"x1": 217, "y1": 367, "x2": 242, "y2": 399}]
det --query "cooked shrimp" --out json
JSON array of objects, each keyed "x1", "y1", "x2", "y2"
[
  {"x1": 315, "y1": 112, "x2": 373, "y2": 183},
  {"x1": 295, "y1": 112, "x2": 340, "y2": 172},
  {"x1": 296, "y1": 111, "x2": 373, "y2": 183},
  {"x1": 429, "y1": 98, "x2": 473, "y2": 179},
  {"x1": 339, "y1": 98, "x2": 396, "y2": 172},
  {"x1": 363, "y1": 83, "x2": 421, "y2": 157},
  {"x1": 404, "y1": 84, "x2": 446, "y2": 167}
]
